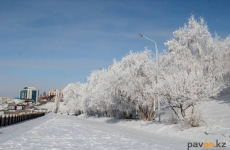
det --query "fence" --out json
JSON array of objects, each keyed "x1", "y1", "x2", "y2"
[{"x1": 0, "y1": 113, "x2": 45, "y2": 127}]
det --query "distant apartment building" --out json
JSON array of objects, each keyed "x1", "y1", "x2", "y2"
[
  {"x1": 19, "y1": 87, "x2": 39, "y2": 103},
  {"x1": 48, "y1": 89, "x2": 63, "y2": 101}
]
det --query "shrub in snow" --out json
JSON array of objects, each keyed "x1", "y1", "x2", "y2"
[{"x1": 179, "y1": 109, "x2": 207, "y2": 129}]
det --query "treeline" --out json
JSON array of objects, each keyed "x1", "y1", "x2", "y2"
[{"x1": 52, "y1": 16, "x2": 230, "y2": 126}]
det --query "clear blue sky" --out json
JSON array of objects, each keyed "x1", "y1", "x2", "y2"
[{"x1": 1, "y1": 0, "x2": 230, "y2": 97}]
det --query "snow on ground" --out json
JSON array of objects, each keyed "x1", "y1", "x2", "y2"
[
  {"x1": 0, "y1": 99, "x2": 14, "y2": 111},
  {"x1": 0, "y1": 89, "x2": 229, "y2": 150},
  {"x1": 0, "y1": 103, "x2": 8, "y2": 110},
  {"x1": 73, "y1": 88, "x2": 230, "y2": 147},
  {"x1": 39, "y1": 101, "x2": 54, "y2": 111},
  {"x1": 0, "y1": 114, "x2": 188, "y2": 150},
  {"x1": 80, "y1": 100, "x2": 230, "y2": 145}
]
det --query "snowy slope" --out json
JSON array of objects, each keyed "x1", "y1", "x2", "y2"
[{"x1": 74, "y1": 90, "x2": 230, "y2": 148}]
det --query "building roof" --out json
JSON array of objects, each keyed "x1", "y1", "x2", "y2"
[
  {"x1": 17, "y1": 103, "x2": 26, "y2": 106},
  {"x1": 8, "y1": 103, "x2": 17, "y2": 106},
  {"x1": 49, "y1": 89, "x2": 55, "y2": 93},
  {"x1": 23, "y1": 87, "x2": 37, "y2": 90},
  {"x1": 24, "y1": 105, "x2": 34, "y2": 110}
]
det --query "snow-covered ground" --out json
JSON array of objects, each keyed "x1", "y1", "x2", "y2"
[
  {"x1": 72, "y1": 95, "x2": 230, "y2": 148},
  {"x1": 0, "y1": 102, "x2": 8, "y2": 110},
  {"x1": 0, "y1": 99, "x2": 14, "y2": 111},
  {"x1": 0, "y1": 91, "x2": 229, "y2": 149},
  {"x1": 0, "y1": 114, "x2": 189, "y2": 150}
]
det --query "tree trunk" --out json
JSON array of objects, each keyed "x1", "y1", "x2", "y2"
[
  {"x1": 138, "y1": 105, "x2": 155, "y2": 121},
  {"x1": 180, "y1": 105, "x2": 186, "y2": 118},
  {"x1": 105, "y1": 110, "x2": 108, "y2": 117},
  {"x1": 138, "y1": 106, "x2": 148, "y2": 121}
]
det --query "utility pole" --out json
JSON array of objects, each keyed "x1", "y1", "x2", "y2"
[{"x1": 139, "y1": 34, "x2": 160, "y2": 122}]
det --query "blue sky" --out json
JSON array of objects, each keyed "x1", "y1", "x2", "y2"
[{"x1": 1, "y1": 0, "x2": 230, "y2": 97}]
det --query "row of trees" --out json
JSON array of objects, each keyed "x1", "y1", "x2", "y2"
[{"x1": 53, "y1": 16, "x2": 230, "y2": 123}]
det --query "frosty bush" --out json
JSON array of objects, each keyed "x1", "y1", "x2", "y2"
[{"x1": 179, "y1": 110, "x2": 207, "y2": 129}]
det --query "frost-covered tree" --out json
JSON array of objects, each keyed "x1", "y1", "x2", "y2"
[
  {"x1": 105, "y1": 49, "x2": 158, "y2": 121},
  {"x1": 223, "y1": 36, "x2": 230, "y2": 85},
  {"x1": 61, "y1": 83, "x2": 86, "y2": 114},
  {"x1": 83, "y1": 69, "x2": 109, "y2": 116},
  {"x1": 160, "y1": 15, "x2": 229, "y2": 119},
  {"x1": 165, "y1": 15, "x2": 228, "y2": 79}
]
